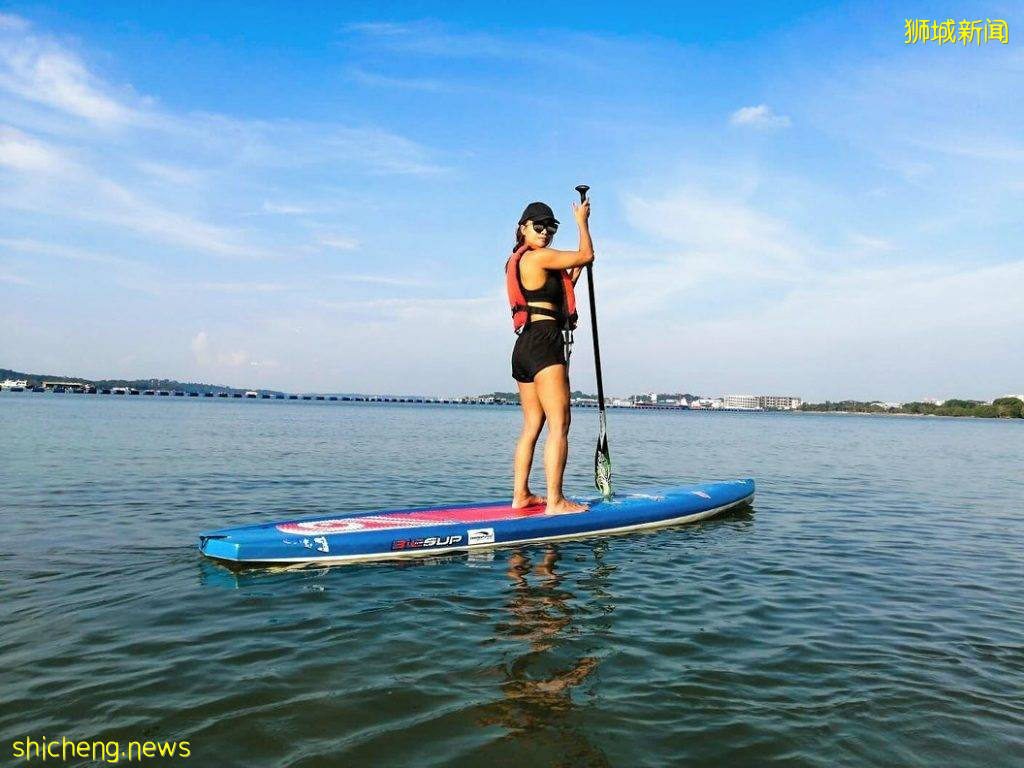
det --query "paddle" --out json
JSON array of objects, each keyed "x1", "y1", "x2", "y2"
[{"x1": 575, "y1": 184, "x2": 612, "y2": 499}]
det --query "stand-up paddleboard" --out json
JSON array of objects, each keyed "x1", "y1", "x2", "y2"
[{"x1": 199, "y1": 479, "x2": 754, "y2": 566}]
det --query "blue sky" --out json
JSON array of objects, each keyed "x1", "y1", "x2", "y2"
[{"x1": 1, "y1": 1, "x2": 1021, "y2": 399}]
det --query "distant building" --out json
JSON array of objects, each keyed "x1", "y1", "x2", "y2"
[
  {"x1": 691, "y1": 397, "x2": 723, "y2": 409},
  {"x1": 724, "y1": 395, "x2": 760, "y2": 410},
  {"x1": 757, "y1": 395, "x2": 803, "y2": 410}
]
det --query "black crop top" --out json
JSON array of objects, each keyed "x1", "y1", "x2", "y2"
[{"x1": 521, "y1": 267, "x2": 564, "y2": 304}]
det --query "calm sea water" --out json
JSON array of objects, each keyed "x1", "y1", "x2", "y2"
[{"x1": 2, "y1": 393, "x2": 1022, "y2": 767}]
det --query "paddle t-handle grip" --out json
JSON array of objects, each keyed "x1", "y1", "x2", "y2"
[{"x1": 575, "y1": 184, "x2": 589, "y2": 203}]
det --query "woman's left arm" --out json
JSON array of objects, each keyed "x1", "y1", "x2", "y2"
[{"x1": 569, "y1": 267, "x2": 583, "y2": 284}]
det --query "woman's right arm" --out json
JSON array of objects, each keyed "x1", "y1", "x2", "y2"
[
  {"x1": 531, "y1": 247, "x2": 593, "y2": 270},
  {"x1": 531, "y1": 199, "x2": 594, "y2": 270}
]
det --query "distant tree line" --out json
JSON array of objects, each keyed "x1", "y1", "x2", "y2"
[
  {"x1": 1, "y1": 367, "x2": 264, "y2": 395},
  {"x1": 801, "y1": 398, "x2": 1023, "y2": 419},
  {"x1": 1, "y1": 367, "x2": 91, "y2": 386}
]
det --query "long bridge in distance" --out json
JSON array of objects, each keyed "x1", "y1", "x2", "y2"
[{"x1": 1, "y1": 385, "x2": 799, "y2": 411}]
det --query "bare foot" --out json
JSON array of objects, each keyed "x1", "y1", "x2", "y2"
[
  {"x1": 545, "y1": 497, "x2": 589, "y2": 516},
  {"x1": 512, "y1": 493, "x2": 545, "y2": 509}
]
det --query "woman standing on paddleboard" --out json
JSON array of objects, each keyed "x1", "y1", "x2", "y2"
[{"x1": 505, "y1": 199, "x2": 593, "y2": 515}]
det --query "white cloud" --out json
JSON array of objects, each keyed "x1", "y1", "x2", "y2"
[
  {"x1": 690, "y1": 259, "x2": 1023, "y2": 398},
  {"x1": 587, "y1": 216, "x2": 1023, "y2": 399},
  {"x1": 190, "y1": 330, "x2": 272, "y2": 370},
  {"x1": 623, "y1": 189, "x2": 805, "y2": 269},
  {"x1": 729, "y1": 104, "x2": 791, "y2": 129},
  {"x1": 0, "y1": 16, "x2": 134, "y2": 125},
  {"x1": 0, "y1": 13, "x2": 447, "y2": 267},
  {"x1": 0, "y1": 125, "x2": 64, "y2": 171},
  {"x1": 554, "y1": 163, "x2": 1023, "y2": 400},
  {"x1": 731, "y1": 260, "x2": 1023, "y2": 339},
  {"x1": 0, "y1": 13, "x2": 30, "y2": 32},
  {"x1": 190, "y1": 331, "x2": 211, "y2": 362},
  {"x1": 0, "y1": 129, "x2": 270, "y2": 259},
  {"x1": 178, "y1": 116, "x2": 447, "y2": 176}
]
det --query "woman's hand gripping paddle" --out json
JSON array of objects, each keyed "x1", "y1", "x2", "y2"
[{"x1": 576, "y1": 184, "x2": 612, "y2": 499}]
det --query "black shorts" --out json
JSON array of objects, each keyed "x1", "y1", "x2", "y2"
[{"x1": 512, "y1": 321, "x2": 566, "y2": 383}]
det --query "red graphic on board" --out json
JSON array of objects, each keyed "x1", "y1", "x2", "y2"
[{"x1": 277, "y1": 503, "x2": 546, "y2": 535}]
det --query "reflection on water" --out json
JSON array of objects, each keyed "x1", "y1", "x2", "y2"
[{"x1": 476, "y1": 546, "x2": 613, "y2": 765}]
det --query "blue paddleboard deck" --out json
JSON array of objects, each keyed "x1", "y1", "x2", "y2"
[{"x1": 199, "y1": 479, "x2": 754, "y2": 565}]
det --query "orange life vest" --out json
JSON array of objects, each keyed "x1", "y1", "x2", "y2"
[{"x1": 505, "y1": 244, "x2": 578, "y2": 334}]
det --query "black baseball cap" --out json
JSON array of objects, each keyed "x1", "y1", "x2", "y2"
[{"x1": 519, "y1": 201, "x2": 558, "y2": 225}]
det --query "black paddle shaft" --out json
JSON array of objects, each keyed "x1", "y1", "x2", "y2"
[
  {"x1": 575, "y1": 185, "x2": 606, "y2": 414},
  {"x1": 576, "y1": 183, "x2": 612, "y2": 497}
]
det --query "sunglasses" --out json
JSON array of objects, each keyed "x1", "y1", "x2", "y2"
[{"x1": 530, "y1": 221, "x2": 559, "y2": 234}]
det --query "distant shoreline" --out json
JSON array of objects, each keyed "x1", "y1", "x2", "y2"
[
  {"x1": 798, "y1": 409, "x2": 986, "y2": 419},
  {"x1": 0, "y1": 389, "x2": 777, "y2": 411},
  {"x1": 6, "y1": 390, "x2": 1022, "y2": 422},
  {"x1": 4, "y1": 368, "x2": 1019, "y2": 419}
]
